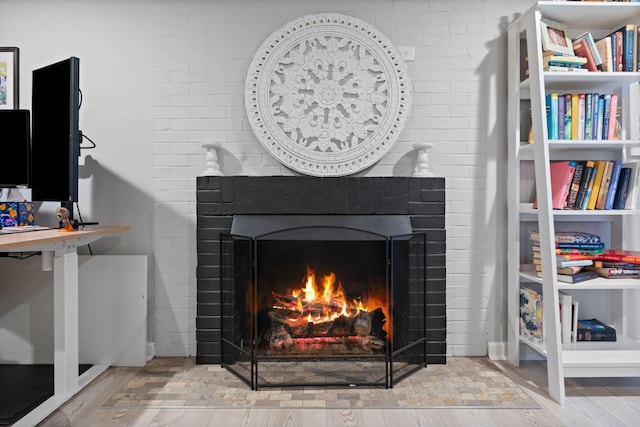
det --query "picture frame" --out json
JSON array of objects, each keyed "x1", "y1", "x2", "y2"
[
  {"x1": 0, "y1": 47, "x2": 19, "y2": 109},
  {"x1": 540, "y1": 19, "x2": 574, "y2": 56}
]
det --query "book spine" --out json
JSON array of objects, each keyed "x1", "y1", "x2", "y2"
[
  {"x1": 590, "y1": 94, "x2": 599, "y2": 140},
  {"x1": 595, "y1": 254, "x2": 640, "y2": 264},
  {"x1": 565, "y1": 161, "x2": 585, "y2": 209},
  {"x1": 584, "y1": 94, "x2": 593, "y2": 140},
  {"x1": 623, "y1": 24, "x2": 635, "y2": 72},
  {"x1": 564, "y1": 94, "x2": 572, "y2": 140},
  {"x1": 595, "y1": 161, "x2": 613, "y2": 210},
  {"x1": 577, "y1": 94, "x2": 586, "y2": 140},
  {"x1": 596, "y1": 95, "x2": 605, "y2": 140},
  {"x1": 556, "y1": 242, "x2": 604, "y2": 249},
  {"x1": 573, "y1": 38, "x2": 598, "y2": 72},
  {"x1": 558, "y1": 94, "x2": 565, "y2": 140},
  {"x1": 604, "y1": 160, "x2": 623, "y2": 210},
  {"x1": 587, "y1": 161, "x2": 606, "y2": 210},
  {"x1": 602, "y1": 94, "x2": 612, "y2": 140},
  {"x1": 571, "y1": 94, "x2": 579, "y2": 140},
  {"x1": 608, "y1": 93, "x2": 619, "y2": 140},
  {"x1": 624, "y1": 162, "x2": 639, "y2": 209},
  {"x1": 575, "y1": 160, "x2": 595, "y2": 209},
  {"x1": 612, "y1": 167, "x2": 631, "y2": 209}
]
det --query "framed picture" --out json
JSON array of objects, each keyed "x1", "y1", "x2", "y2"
[
  {"x1": 540, "y1": 19, "x2": 574, "y2": 56},
  {"x1": 0, "y1": 47, "x2": 19, "y2": 109}
]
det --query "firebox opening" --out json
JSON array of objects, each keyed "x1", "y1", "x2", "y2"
[{"x1": 256, "y1": 239, "x2": 389, "y2": 357}]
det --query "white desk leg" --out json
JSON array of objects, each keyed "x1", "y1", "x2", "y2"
[{"x1": 53, "y1": 244, "x2": 79, "y2": 396}]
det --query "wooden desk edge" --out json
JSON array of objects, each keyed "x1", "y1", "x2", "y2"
[{"x1": 0, "y1": 225, "x2": 131, "y2": 250}]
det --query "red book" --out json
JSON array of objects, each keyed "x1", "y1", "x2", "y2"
[
  {"x1": 595, "y1": 250, "x2": 640, "y2": 265},
  {"x1": 534, "y1": 161, "x2": 578, "y2": 209},
  {"x1": 572, "y1": 38, "x2": 598, "y2": 72}
]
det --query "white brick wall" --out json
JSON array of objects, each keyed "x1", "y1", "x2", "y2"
[{"x1": 152, "y1": 0, "x2": 531, "y2": 357}]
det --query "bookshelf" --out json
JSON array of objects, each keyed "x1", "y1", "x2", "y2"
[{"x1": 507, "y1": 1, "x2": 640, "y2": 405}]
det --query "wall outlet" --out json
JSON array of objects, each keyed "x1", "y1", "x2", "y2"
[{"x1": 398, "y1": 46, "x2": 415, "y2": 61}]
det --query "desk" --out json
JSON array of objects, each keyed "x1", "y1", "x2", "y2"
[{"x1": 0, "y1": 226, "x2": 130, "y2": 426}]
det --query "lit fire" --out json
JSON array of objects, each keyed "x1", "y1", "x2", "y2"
[{"x1": 272, "y1": 267, "x2": 381, "y2": 328}]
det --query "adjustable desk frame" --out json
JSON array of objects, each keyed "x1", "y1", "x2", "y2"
[{"x1": 0, "y1": 226, "x2": 130, "y2": 426}]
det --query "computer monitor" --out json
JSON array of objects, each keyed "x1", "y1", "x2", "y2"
[
  {"x1": 0, "y1": 109, "x2": 30, "y2": 188},
  {"x1": 30, "y1": 57, "x2": 80, "y2": 215}
]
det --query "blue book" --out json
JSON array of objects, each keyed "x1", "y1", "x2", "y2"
[
  {"x1": 596, "y1": 95, "x2": 605, "y2": 140},
  {"x1": 604, "y1": 160, "x2": 623, "y2": 210},
  {"x1": 546, "y1": 93, "x2": 559, "y2": 139},
  {"x1": 590, "y1": 94, "x2": 599, "y2": 140}
]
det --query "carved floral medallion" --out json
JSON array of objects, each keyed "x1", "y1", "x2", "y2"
[{"x1": 245, "y1": 13, "x2": 412, "y2": 176}]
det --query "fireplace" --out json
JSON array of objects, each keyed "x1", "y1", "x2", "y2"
[
  {"x1": 196, "y1": 176, "x2": 446, "y2": 386},
  {"x1": 219, "y1": 215, "x2": 427, "y2": 388}
]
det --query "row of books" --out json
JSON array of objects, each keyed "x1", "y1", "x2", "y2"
[
  {"x1": 533, "y1": 160, "x2": 640, "y2": 210},
  {"x1": 572, "y1": 26, "x2": 638, "y2": 72},
  {"x1": 545, "y1": 92, "x2": 619, "y2": 141},
  {"x1": 558, "y1": 292, "x2": 616, "y2": 344},
  {"x1": 520, "y1": 285, "x2": 617, "y2": 345},
  {"x1": 541, "y1": 19, "x2": 639, "y2": 73}
]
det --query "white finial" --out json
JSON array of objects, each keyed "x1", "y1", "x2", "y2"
[
  {"x1": 412, "y1": 142, "x2": 434, "y2": 177},
  {"x1": 201, "y1": 141, "x2": 224, "y2": 176}
]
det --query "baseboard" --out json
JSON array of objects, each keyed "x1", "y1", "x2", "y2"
[
  {"x1": 146, "y1": 342, "x2": 155, "y2": 361},
  {"x1": 488, "y1": 341, "x2": 507, "y2": 360}
]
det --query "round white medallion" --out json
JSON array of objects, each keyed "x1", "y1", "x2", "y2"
[{"x1": 245, "y1": 13, "x2": 412, "y2": 176}]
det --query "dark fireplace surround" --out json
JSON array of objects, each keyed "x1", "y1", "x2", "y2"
[{"x1": 196, "y1": 176, "x2": 446, "y2": 368}]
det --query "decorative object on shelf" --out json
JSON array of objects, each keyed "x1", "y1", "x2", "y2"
[
  {"x1": 412, "y1": 142, "x2": 434, "y2": 177},
  {"x1": 540, "y1": 18, "x2": 573, "y2": 55},
  {"x1": 0, "y1": 47, "x2": 19, "y2": 109},
  {"x1": 201, "y1": 141, "x2": 224, "y2": 176},
  {"x1": 245, "y1": 13, "x2": 412, "y2": 177}
]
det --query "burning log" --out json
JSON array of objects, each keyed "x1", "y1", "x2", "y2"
[{"x1": 272, "y1": 291, "x2": 345, "y2": 313}]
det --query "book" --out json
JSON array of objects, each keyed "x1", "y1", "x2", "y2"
[
  {"x1": 556, "y1": 248, "x2": 603, "y2": 256},
  {"x1": 520, "y1": 287, "x2": 543, "y2": 344},
  {"x1": 612, "y1": 167, "x2": 631, "y2": 209},
  {"x1": 559, "y1": 291, "x2": 572, "y2": 344},
  {"x1": 558, "y1": 259, "x2": 594, "y2": 268},
  {"x1": 595, "y1": 35, "x2": 613, "y2": 72},
  {"x1": 589, "y1": 267, "x2": 640, "y2": 279},
  {"x1": 574, "y1": 32, "x2": 604, "y2": 71},
  {"x1": 607, "y1": 93, "x2": 618, "y2": 140},
  {"x1": 571, "y1": 93, "x2": 579, "y2": 141},
  {"x1": 590, "y1": 93, "x2": 599, "y2": 140},
  {"x1": 556, "y1": 242, "x2": 605, "y2": 250},
  {"x1": 577, "y1": 319, "x2": 616, "y2": 342},
  {"x1": 581, "y1": 163, "x2": 597, "y2": 210},
  {"x1": 574, "y1": 160, "x2": 595, "y2": 209},
  {"x1": 604, "y1": 160, "x2": 623, "y2": 210},
  {"x1": 577, "y1": 93, "x2": 586, "y2": 140},
  {"x1": 613, "y1": 24, "x2": 635, "y2": 72},
  {"x1": 584, "y1": 93, "x2": 593, "y2": 140},
  {"x1": 565, "y1": 161, "x2": 585, "y2": 209},
  {"x1": 572, "y1": 37, "x2": 599, "y2": 72},
  {"x1": 594, "y1": 260, "x2": 640, "y2": 270},
  {"x1": 557, "y1": 269, "x2": 599, "y2": 284},
  {"x1": 546, "y1": 93, "x2": 559, "y2": 139},
  {"x1": 602, "y1": 93, "x2": 612, "y2": 141},
  {"x1": 571, "y1": 300, "x2": 579, "y2": 343},
  {"x1": 558, "y1": 93, "x2": 565, "y2": 140},
  {"x1": 533, "y1": 160, "x2": 576, "y2": 209},
  {"x1": 587, "y1": 160, "x2": 606, "y2": 210},
  {"x1": 563, "y1": 94, "x2": 572, "y2": 140},
  {"x1": 530, "y1": 230, "x2": 601, "y2": 244},
  {"x1": 595, "y1": 249, "x2": 640, "y2": 265},
  {"x1": 623, "y1": 161, "x2": 640, "y2": 210},
  {"x1": 595, "y1": 160, "x2": 614, "y2": 210},
  {"x1": 595, "y1": 95, "x2": 605, "y2": 140}
]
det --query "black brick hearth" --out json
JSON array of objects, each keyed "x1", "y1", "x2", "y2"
[{"x1": 196, "y1": 176, "x2": 446, "y2": 365}]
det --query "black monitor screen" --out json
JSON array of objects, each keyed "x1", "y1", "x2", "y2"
[
  {"x1": 31, "y1": 57, "x2": 80, "y2": 203},
  {"x1": 0, "y1": 109, "x2": 30, "y2": 188}
]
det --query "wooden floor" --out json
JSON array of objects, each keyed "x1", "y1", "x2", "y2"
[{"x1": 37, "y1": 358, "x2": 640, "y2": 427}]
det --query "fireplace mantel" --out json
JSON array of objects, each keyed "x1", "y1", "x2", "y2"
[{"x1": 196, "y1": 176, "x2": 446, "y2": 365}]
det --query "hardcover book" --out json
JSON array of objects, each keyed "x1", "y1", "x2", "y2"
[
  {"x1": 533, "y1": 161, "x2": 577, "y2": 209},
  {"x1": 577, "y1": 319, "x2": 616, "y2": 342},
  {"x1": 557, "y1": 269, "x2": 599, "y2": 284}
]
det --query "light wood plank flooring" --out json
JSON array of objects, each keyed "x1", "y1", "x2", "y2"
[{"x1": 36, "y1": 358, "x2": 640, "y2": 427}]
